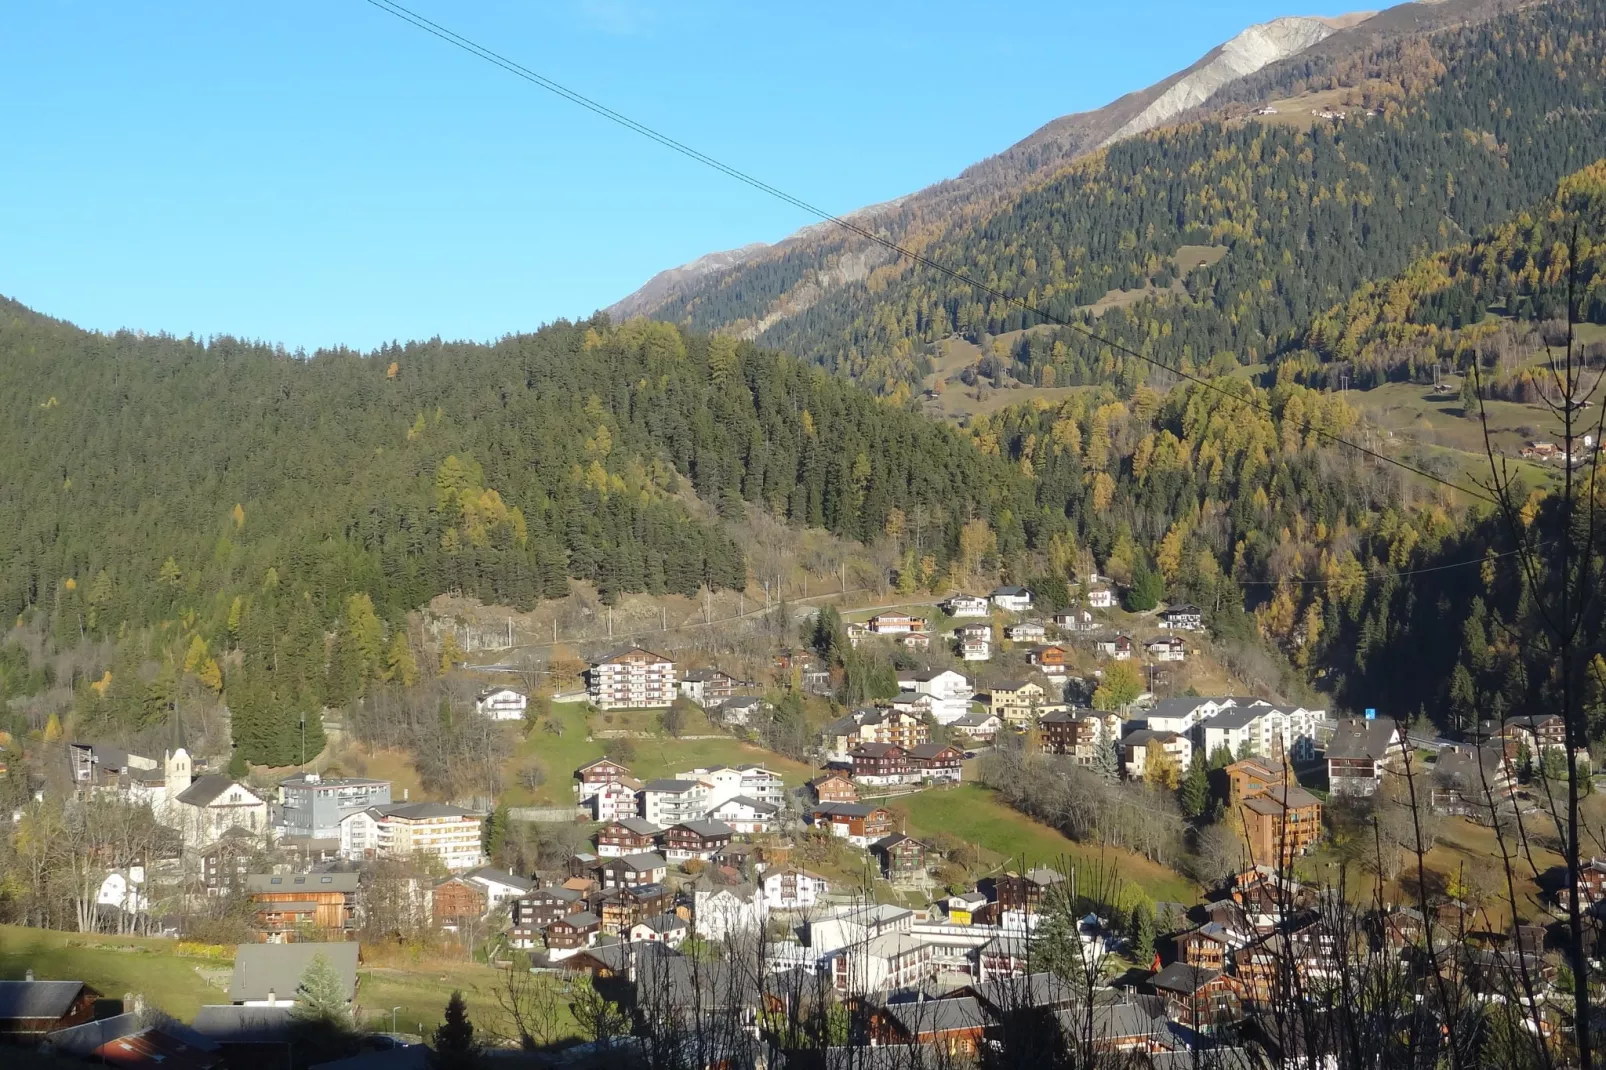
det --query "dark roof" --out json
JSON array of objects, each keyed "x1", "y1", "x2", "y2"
[
  {"x1": 1149, "y1": 962, "x2": 1220, "y2": 994},
  {"x1": 309, "y1": 1046, "x2": 431, "y2": 1070},
  {"x1": 813, "y1": 802, "x2": 876, "y2": 818},
  {"x1": 592, "y1": 645, "x2": 669, "y2": 664},
  {"x1": 44, "y1": 1013, "x2": 145, "y2": 1056},
  {"x1": 609, "y1": 852, "x2": 667, "y2": 871},
  {"x1": 607, "y1": 817, "x2": 663, "y2": 836},
  {"x1": 851, "y1": 742, "x2": 903, "y2": 758},
  {"x1": 991, "y1": 586, "x2": 1030, "y2": 597},
  {"x1": 551, "y1": 911, "x2": 601, "y2": 930},
  {"x1": 228, "y1": 943, "x2": 359, "y2": 1003},
  {"x1": 0, "y1": 979, "x2": 86, "y2": 1020},
  {"x1": 884, "y1": 996, "x2": 987, "y2": 1035},
  {"x1": 245, "y1": 872, "x2": 359, "y2": 894},
  {"x1": 191, "y1": 1006, "x2": 294, "y2": 1043},
  {"x1": 1241, "y1": 784, "x2": 1322, "y2": 814},
  {"x1": 1327, "y1": 717, "x2": 1402, "y2": 761},
  {"x1": 906, "y1": 743, "x2": 961, "y2": 760},
  {"x1": 1163, "y1": 604, "x2": 1202, "y2": 615},
  {"x1": 375, "y1": 801, "x2": 476, "y2": 820},
  {"x1": 1145, "y1": 697, "x2": 1213, "y2": 721},
  {"x1": 641, "y1": 779, "x2": 700, "y2": 793},
  {"x1": 93, "y1": 1028, "x2": 224, "y2": 1070},
  {"x1": 671, "y1": 820, "x2": 735, "y2": 838},
  {"x1": 710, "y1": 795, "x2": 778, "y2": 815},
  {"x1": 175, "y1": 775, "x2": 253, "y2": 807},
  {"x1": 633, "y1": 913, "x2": 687, "y2": 934},
  {"x1": 871, "y1": 834, "x2": 925, "y2": 852}
]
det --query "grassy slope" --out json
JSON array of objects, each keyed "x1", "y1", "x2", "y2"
[{"x1": 889, "y1": 784, "x2": 1198, "y2": 904}]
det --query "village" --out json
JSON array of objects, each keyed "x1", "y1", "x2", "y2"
[{"x1": 4, "y1": 580, "x2": 1599, "y2": 1070}]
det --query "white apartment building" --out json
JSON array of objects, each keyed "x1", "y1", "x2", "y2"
[
  {"x1": 588, "y1": 647, "x2": 677, "y2": 710},
  {"x1": 339, "y1": 802, "x2": 485, "y2": 871},
  {"x1": 895, "y1": 669, "x2": 973, "y2": 725},
  {"x1": 638, "y1": 779, "x2": 709, "y2": 825},
  {"x1": 675, "y1": 765, "x2": 785, "y2": 810},
  {"x1": 761, "y1": 868, "x2": 830, "y2": 911}
]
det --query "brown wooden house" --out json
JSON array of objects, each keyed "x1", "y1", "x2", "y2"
[
  {"x1": 906, "y1": 743, "x2": 964, "y2": 783},
  {"x1": 595, "y1": 818, "x2": 661, "y2": 857},
  {"x1": 545, "y1": 911, "x2": 601, "y2": 954},
  {"x1": 0, "y1": 978, "x2": 100, "y2": 1040},
  {"x1": 574, "y1": 758, "x2": 632, "y2": 794},
  {"x1": 871, "y1": 834, "x2": 928, "y2": 881},
  {"x1": 432, "y1": 877, "x2": 487, "y2": 929},
  {"x1": 809, "y1": 773, "x2": 858, "y2": 805},
  {"x1": 871, "y1": 996, "x2": 987, "y2": 1055},
  {"x1": 245, "y1": 872, "x2": 357, "y2": 941}
]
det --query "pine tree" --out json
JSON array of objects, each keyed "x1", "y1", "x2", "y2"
[
  {"x1": 1130, "y1": 901, "x2": 1156, "y2": 963},
  {"x1": 385, "y1": 631, "x2": 420, "y2": 688},
  {"x1": 1180, "y1": 752, "x2": 1210, "y2": 818},
  {"x1": 1093, "y1": 733, "x2": 1120, "y2": 779},
  {"x1": 289, "y1": 952, "x2": 356, "y2": 1067},
  {"x1": 430, "y1": 992, "x2": 481, "y2": 1070}
]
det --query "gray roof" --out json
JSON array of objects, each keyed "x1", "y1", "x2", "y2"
[
  {"x1": 720, "y1": 695, "x2": 766, "y2": 708},
  {"x1": 633, "y1": 913, "x2": 687, "y2": 934},
  {"x1": 884, "y1": 996, "x2": 987, "y2": 1035},
  {"x1": 672, "y1": 820, "x2": 735, "y2": 838},
  {"x1": 992, "y1": 586, "x2": 1030, "y2": 597},
  {"x1": 192, "y1": 1006, "x2": 294, "y2": 1043},
  {"x1": 245, "y1": 872, "x2": 359, "y2": 894},
  {"x1": 1327, "y1": 717, "x2": 1401, "y2": 761},
  {"x1": 310, "y1": 1046, "x2": 432, "y2": 1070},
  {"x1": 1145, "y1": 697, "x2": 1212, "y2": 721},
  {"x1": 610, "y1": 852, "x2": 667, "y2": 871},
  {"x1": 551, "y1": 911, "x2": 601, "y2": 930},
  {"x1": 1206, "y1": 707, "x2": 1263, "y2": 730},
  {"x1": 710, "y1": 795, "x2": 778, "y2": 815},
  {"x1": 1149, "y1": 961, "x2": 1219, "y2": 994},
  {"x1": 374, "y1": 801, "x2": 476, "y2": 820},
  {"x1": 228, "y1": 943, "x2": 359, "y2": 1003},
  {"x1": 175, "y1": 775, "x2": 252, "y2": 807},
  {"x1": 1242, "y1": 784, "x2": 1322, "y2": 814},
  {"x1": 0, "y1": 979, "x2": 85, "y2": 1020},
  {"x1": 610, "y1": 817, "x2": 663, "y2": 836},
  {"x1": 813, "y1": 802, "x2": 876, "y2": 818},
  {"x1": 642, "y1": 779, "x2": 700, "y2": 793},
  {"x1": 951, "y1": 712, "x2": 998, "y2": 727},
  {"x1": 465, "y1": 866, "x2": 535, "y2": 893}
]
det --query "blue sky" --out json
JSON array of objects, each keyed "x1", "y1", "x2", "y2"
[{"x1": 2, "y1": 0, "x2": 1332, "y2": 351}]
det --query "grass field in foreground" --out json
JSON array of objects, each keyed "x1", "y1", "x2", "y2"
[
  {"x1": 890, "y1": 784, "x2": 1198, "y2": 904},
  {"x1": 0, "y1": 926, "x2": 580, "y2": 1044}
]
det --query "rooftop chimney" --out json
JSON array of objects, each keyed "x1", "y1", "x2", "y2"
[
  {"x1": 403, "y1": 788, "x2": 409, "y2": 801},
  {"x1": 266, "y1": 989, "x2": 276, "y2": 1006},
  {"x1": 24, "y1": 968, "x2": 34, "y2": 982}
]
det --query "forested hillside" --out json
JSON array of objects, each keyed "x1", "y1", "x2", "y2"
[
  {"x1": 643, "y1": 0, "x2": 1606, "y2": 394},
  {"x1": 0, "y1": 308, "x2": 1032, "y2": 762}
]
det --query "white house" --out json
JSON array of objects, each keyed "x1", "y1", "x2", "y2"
[
  {"x1": 464, "y1": 866, "x2": 535, "y2": 913},
  {"x1": 1087, "y1": 587, "x2": 1115, "y2": 609},
  {"x1": 590, "y1": 778, "x2": 642, "y2": 823},
  {"x1": 1145, "y1": 697, "x2": 1245, "y2": 735},
  {"x1": 716, "y1": 695, "x2": 770, "y2": 727},
  {"x1": 693, "y1": 880, "x2": 769, "y2": 941},
  {"x1": 706, "y1": 795, "x2": 779, "y2": 834},
  {"x1": 761, "y1": 868, "x2": 830, "y2": 911},
  {"x1": 1054, "y1": 610, "x2": 1095, "y2": 632},
  {"x1": 1122, "y1": 730, "x2": 1193, "y2": 781},
  {"x1": 1006, "y1": 622, "x2": 1047, "y2": 643},
  {"x1": 628, "y1": 914, "x2": 688, "y2": 948},
  {"x1": 868, "y1": 613, "x2": 926, "y2": 635},
  {"x1": 638, "y1": 779, "x2": 708, "y2": 825},
  {"x1": 943, "y1": 594, "x2": 991, "y2": 618},
  {"x1": 960, "y1": 637, "x2": 992, "y2": 662},
  {"x1": 676, "y1": 765, "x2": 785, "y2": 810},
  {"x1": 894, "y1": 668, "x2": 973, "y2": 725},
  {"x1": 1158, "y1": 605, "x2": 1204, "y2": 631},
  {"x1": 474, "y1": 688, "x2": 529, "y2": 721},
  {"x1": 990, "y1": 586, "x2": 1033, "y2": 613},
  {"x1": 1145, "y1": 636, "x2": 1187, "y2": 663},
  {"x1": 143, "y1": 750, "x2": 269, "y2": 850}
]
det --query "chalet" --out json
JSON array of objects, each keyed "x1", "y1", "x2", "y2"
[
  {"x1": 201, "y1": 827, "x2": 259, "y2": 897},
  {"x1": 890, "y1": 689, "x2": 937, "y2": 723},
  {"x1": 1054, "y1": 609, "x2": 1095, "y2": 632},
  {"x1": 822, "y1": 707, "x2": 928, "y2": 759},
  {"x1": 587, "y1": 646, "x2": 677, "y2": 710},
  {"x1": 900, "y1": 632, "x2": 932, "y2": 651},
  {"x1": 432, "y1": 877, "x2": 487, "y2": 930},
  {"x1": 851, "y1": 743, "x2": 909, "y2": 786},
  {"x1": 1087, "y1": 586, "x2": 1115, "y2": 609},
  {"x1": 944, "y1": 594, "x2": 991, "y2": 618},
  {"x1": 463, "y1": 866, "x2": 534, "y2": 911},
  {"x1": 1158, "y1": 605, "x2": 1204, "y2": 631},
  {"x1": 761, "y1": 868, "x2": 830, "y2": 911},
  {"x1": 628, "y1": 913, "x2": 688, "y2": 948},
  {"x1": 705, "y1": 795, "x2": 778, "y2": 834},
  {"x1": 989, "y1": 679, "x2": 1050, "y2": 728},
  {"x1": 244, "y1": 872, "x2": 358, "y2": 941},
  {"x1": 844, "y1": 622, "x2": 870, "y2": 648},
  {"x1": 1225, "y1": 757, "x2": 1284, "y2": 804},
  {"x1": 714, "y1": 695, "x2": 769, "y2": 726},
  {"x1": 1028, "y1": 644, "x2": 1069, "y2": 675},
  {"x1": 993, "y1": 868, "x2": 1065, "y2": 922},
  {"x1": 1100, "y1": 634, "x2": 1134, "y2": 661},
  {"x1": 1145, "y1": 636, "x2": 1186, "y2": 663},
  {"x1": 868, "y1": 613, "x2": 926, "y2": 635},
  {"x1": 473, "y1": 687, "x2": 528, "y2": 721},
  {"x1": 603, "y1": 882, "x2": 672, "y2": 934},
  {"x1": 595, "y1": 818, "x2": 663, "y2": 858},
  {"x1": 1122, "y1": 730, "x2": 1193, "y2": 782},
  {"x1": 588, "y1": 777, "x2": 642, "y2": 823},
  {"x1": 511, "y1": 886, "x2": 587, "y2": 946},
  {"x1": 574, "y1": 758, "x2": 632, "y2": 801},
  {"x1": 1176, "y1": 925, "x2": 1238, "y2": 971},
  {"x1": 950, "y1": 710, "x2": 1002, "y2": 743},
  {"x1": 1148, "y1": 963, "x2": 1239, "y2": 1033},
  {"x1": 0, "y1": 979, "x2": 99, "y2": 1039},
  {"x1": 662, "y1": 820, "x2": 735, "y2": 863},
  {"x1": 1239, "y1": 784, "x2": 1325, "y2": 864},
  {"x1": 990, "y1": 586, "x2": 1033, "y2": 613},
  {"x1": 1490, "y1": 713, "x2": 1571, "y2": 753},
  {"x1": 871, "y1": 835, "x2": 928, "y2": 882},
  {"x1": 1007, "y1": 621, "x2": 1047, "y2": 643},
  {"x1": 545, "y1": 912, "x2": 602, "y2": 960},
  {"x1": 809, "y1": 773, "x2": 858, "y2": 805},
  {"x1": 637, "y1": 779, "x2": 708, "y2": 825},
  {"x1": 678, "y1": 667, "x2": 740, "y2": 706},
  {"x1": 1040, "y1": 709, "x2": 1116, "y2": 763},
  {"x1": 956, "y1": 623, "x2": 993, "y2": 661},
  {"x1": 1564, "y1": 858, "x2": 1606, "y2": 911},
  {"x1": 906, "y1": 743, "x2": 964, "y2": 783},
  {"x1": 597, "y1": 852, "x2": 668, "y2": 889},
  {"x1": 808, "y1": 803, "x2": 894, "y2": 848},
  {"x1": 945, "y1": 891, "x2": 988, "y2": 926},
  {"x1": 1326, "y1": 716, "x2": 1408, "y2": 796},
  {"x1": 1432, "y1": 743, "x2": 1515, "y2": 815}
]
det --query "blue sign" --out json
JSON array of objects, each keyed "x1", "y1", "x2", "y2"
[{"x1": 1364, "y1": 707, "x2": 1376, "y2": 720}]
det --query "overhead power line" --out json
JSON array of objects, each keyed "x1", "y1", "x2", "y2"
[{"x1": 359, "y1": 0, "x2": 1499, "y2": 507}]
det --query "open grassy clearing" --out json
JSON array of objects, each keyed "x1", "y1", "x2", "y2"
[{"x1": 889, "y1": 784, "x2": 1198, "y2": 904}]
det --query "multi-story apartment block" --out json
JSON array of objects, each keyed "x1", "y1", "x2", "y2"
[
  {"x1": 280, "y1": 772, "x2": 392, "y2": 842},
  {"x1": 588, "y1": 647, "x2": 677, "y2": 710},
  {"x1": 638, "y1": 779, "x2": 709, "y2": 826},
  {"x1": 340, "y1": 802, "x2": 484, "y2": 870}
]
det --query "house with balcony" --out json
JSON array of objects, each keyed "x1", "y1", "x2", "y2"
[
  {"x1": 871, "y1": 834, "x2": 929, "y2": 882},
  {"x1": 1326, "y1": 717, "x2": 1408, "y2": 797},
  {"x1": 574, "y1": 758, "x2": 632, "y2": 801},
  {"x1": 1122, "y1": 730, "x2": 1193, "y2": 782},
  {"x1": 868, "y1": 613, "x2": 927, "y2": 635},
  {"x1": 896, "y1": 669, "x2": 973, "y2": 725},
  {"x1": 662, "y1": 820, "x2": 735, "y2": 863},
  {"x1": 761, "y1": 868, "x2": 830, "y2": 911},
  {"x1": 1007, "y1": 621, "x2": 1048, "y2": 643},
  {"x1": 245, "y1": 872, "x2": 358, "y2": 941},
  {"x1": 595, "y1": 818, "x2": 663, "y2": 858},
  {"x1": 473, "y1": 688, "x2": 528, "y2": 721},
  {"x1": 1158, "y1": 605, "x2": 1204, "y2": 631},
  {"x1": 1240, "y1": 784, "x2": 1325, "y2": 864},
  {"x1": 282, "y1": 772, "x2": 392, "y2": 849},
  {"x1": 987, "y1": 679, "x2": 1052, "y2": 729},
  {"x1": 1028, "y1": 644, "x2": 1069, "y2": 675},
  {"x1": 678, "y1": 668, "x2": 740, "y2": 706},
  {"x1": 638, "y1": 779, "x2": 709, "y2": 825},
  {"x1": 1145, "y1": 636, "x2": 1187, "y2": 663},
  {"x1": 907, "y1": 743, "x2": 964, "y2": 783},
  {"x1": 597, "y1": 852, "x2": 668, "y2": 889},
  {"x1": 587, "y1": 647, "x2": 677, "y2": 710},
  {"x1": 808, "y1": 803, "x2": 894, "y2": 848},
  {"x1": 990, "y1": 586, "x2": 1033, "y2": 613},
  {"x1": 706, "y1": 796, "x2": 778, "y2": 834},
  {"x1": 943, "y1": 594, "x2": 991, "y2": 618},
  {"x1": 851, "y1": 743, "x2": 909, "y2": 787},
  {"x1": 950, "y1": 710, "x2": 1002, "y2": 743}
]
